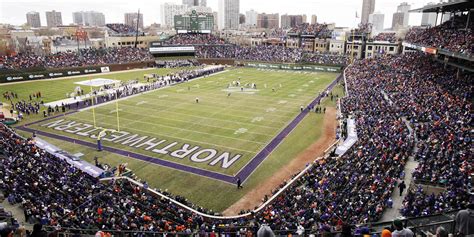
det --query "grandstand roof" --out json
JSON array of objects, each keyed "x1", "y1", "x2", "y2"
[{"x1": 410, "y1": 0, "x2": 474, "y2": 13}]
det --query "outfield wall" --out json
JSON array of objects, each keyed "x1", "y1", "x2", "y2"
[{"x1": 0, "y1": 61, "x2": 154, "y2": 83}]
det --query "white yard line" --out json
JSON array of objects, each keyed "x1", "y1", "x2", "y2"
[
  {"x1": 119, "y1": 95, "x2": 294, "y2": 121},
  {"x1": 41, "y1": 116, "x2": 258, "y2": 154},
  {"x1": 76, "y1": 110, "x2": 268, "y2": 144},
  {"x1": 78, "y1": 70, "x2": 228, "y2": 112},
  {"x1": 86, "y1": 104, "x2": 276, "y2": 137},
  {"x1": 100, "y1": 103, "x2": 282, "y2": 130}
]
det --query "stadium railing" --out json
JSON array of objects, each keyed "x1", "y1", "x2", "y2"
[{"x1": 36, "y1": 210, "x2": 460, "y2": 237}]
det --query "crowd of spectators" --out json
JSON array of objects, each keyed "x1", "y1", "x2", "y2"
[
  {"x1": 343, "y1": 52, "x2": 472, "y2": 218},
  {"x1": 196, "y1": 45, "x2": 348, "y2": 65},
  {"x1": 106, "y1": 23, "x2": 144, "y2": 36},
  {"x1": 372, "y1": 33, "x2": 398, "y2": 43},
  {"x1": 353, "y1": 23, "x2": 372, "y2": 35},
  {"x1": 163, "y1": 33, "x2": 228, "y2": 46},
  {"x1": 404, "y1": 14, "x2": 473, "y2": 55},
  {"x1": 196, "y1": 45, "x2": 304, "y2": 63},
  {"x1": 155, "y1": 59, "x2": 199, "y2": 68},
  {"x1": 1, "y1": 47, "x2": 408, "y2": 233},
  {"x1": 265, "y1": 28, "x2": 287, "y2": 38},
  {"x1": 288, "y1": 23, "x2": 332, "y2": 38},
  {"x1": 303, "y1": 52, "x2": 349, "y2": 65},
  {"x1": 0, "y1": 49, "x2": 471, "y2": 235},
  {"x1": 1, "y1": 47, "x2": 154, "y2": 70}
]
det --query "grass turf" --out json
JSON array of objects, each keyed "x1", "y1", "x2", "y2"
[
  {"x1": 30, "y1": 68, "x2": 336, "y2": 175},
  {"x1": 5, "y1": 67, "x2": 342, "y2": 212},
  {"x1": 0, "y1": 67, "x2": 190, "y2": 104}
]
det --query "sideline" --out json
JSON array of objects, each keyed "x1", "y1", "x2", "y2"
[{"x1": 0, "y1": 67, "x2": 158, "y2": 86}]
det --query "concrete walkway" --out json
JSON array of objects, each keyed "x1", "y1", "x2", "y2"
[
  {"x1": 380, "y1": 117, "x2": 419, "y2": 222},
  {"x1": 0, "y1": 191, "x2": 29, "y2": 228}
]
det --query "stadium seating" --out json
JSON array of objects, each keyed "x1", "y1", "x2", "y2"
[
  {"x1": 106, "y1": 23, "x2": 144, "y2": 36},
  {"x1": 288, "y1": 23, "x2": 332, "y2": 38},
  {"x1": 162, "y1": 33, "x2": 228, "y2": 45},
  {"x1": 1, "y1": 48, "x2": 154, "y2": 70},
  {"x1": 372, "y1": 33, "x2": 398, "y2": 43},
  {"x1": 196, "y1": 45, "x2": 349, "y2": 65},
  {"x1": 345, "y1": 53, "x2": 471, "y2": 218},
  {"x1": 404, "y1": 14, "x2": 473, "y2": 55},
  {"x1": 0, "y1": 51, "x2": 471, "y2": 234}
]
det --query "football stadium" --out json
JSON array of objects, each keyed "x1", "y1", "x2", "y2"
[{"x1": 0, "y1": 0, "x2": 473, "y2": 236}]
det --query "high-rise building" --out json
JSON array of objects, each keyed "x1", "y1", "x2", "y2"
[
  {"x1": 218, "y1": 0, "x2": 240, "y2": 30},
  {"x1": 161, "y1": 3, "x2": 188, "y2": 27},
  {"x1": 368, "y1": 12, "x2": 384, "y2": 32},
  {"x1": 73, "y1": 12, "x2": 83, "y2": 25},
  {"x1": 239, "y1": 14, "x2": 246, "y2": 25},
  {"x1": 183, "y1": 0, "x2": 206, "y2": 7},
  {"x1": 124, "y1": 12, "x2": 144, "y2": 29},
  {"x1": 281, "y1": 14, "x2": 303, "y2": 29},
  {"x1": 245, "y1": 10, "x2": 258, "y2": 27},
  {"x1": 257, "y1": 13, "x2": 279, "y2": 29},
  {"x1": 45, "y1": 10, "x2": 63, "y2": 27},
  {"x1": 421, "y1": 3, "x2": 437, "y2": 26},
  {"x1": 187, "y1": 5, "x2": 212, "y2": 14},
  {"x1": 302, "y1": 14, "x2": 307, "y2": 24},
  {"x1": 391, "y1": 12, "x2": 405, "y2": 30},
  {"x1": 311, "y1": 15, "x2": 317, "y2": 24},
  {"x1": 361, "y1": 0, "x2": 375, "y2": 24},
  {"x1": 183, "y1": 0, "x2": 198, "y2": 6},
  {"x1": 73, "y1": 11, "x2": 105, "y2": 26},
  {"x1": 392, "y1": 2, "x2": 410, "y2": 30},
  {"x1": 26, "y1": 11, "x2": 41, "y2": 28},
  {"x1": 397, "y1": 2, "x2": 410, "y2": 27}
]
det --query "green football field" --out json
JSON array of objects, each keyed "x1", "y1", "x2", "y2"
[{"x1": 1, "y1": 67, "x2": 342, "y2": 212}]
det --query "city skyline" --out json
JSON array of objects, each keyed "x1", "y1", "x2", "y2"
[{"x1": 2, "y1": 0, "x2": 434, "y2": 29}]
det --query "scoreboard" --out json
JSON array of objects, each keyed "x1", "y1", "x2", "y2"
[{"x1": 174, "y1": 10, "x2": 214, "y2": 34}]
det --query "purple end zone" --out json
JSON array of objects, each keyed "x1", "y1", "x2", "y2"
[{"x1": 16, "y1": 73, "x2": 341, "y2": 184}]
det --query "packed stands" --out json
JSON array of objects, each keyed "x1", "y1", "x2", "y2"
[
  {"x1": 1, "y1": 47, "x2": 154, "y2": 70},
  {"x1": 196, "y1": 45, "x2": 348, "y2": 65},
  {"x1": 196, "y1": 45, "x2": 304, "y2": 63},
  {"x1": 353, "y1": 23, "x2": 372, "y2": 35},
  {"x1": 372, "y1": 33, "x2": 398, "y2": 43},
  {"x1": 288, "y1": 23, "x2": 332, "y2": 38},
  {"x1": 344, "y1": 53, "x2": 472, "y2": 218},
  {"x1": 303, "y1": 52, "x2": 350, "y2": 65},
  {"x1": 265, "y1": 28, "x2": 287, "y2": 38},
  {"x1": 106, "y1": 23, "x2": 144, "y2": 36},
  {"x1": 162, "y1": 33, "x2": 228, "y2": 45},
  {"x1": 404, "y1": 14, "x2": 473, "y2": 55},
  {"x1": 0, "y1": 51, "x2": 471, "y2": 235}
]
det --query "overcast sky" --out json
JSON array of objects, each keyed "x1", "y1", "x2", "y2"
[{"x1": 0, "y1": 0, "x2": 434, "y2": 29}]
